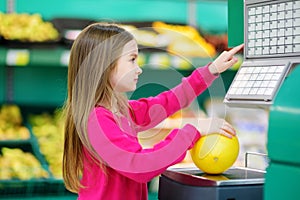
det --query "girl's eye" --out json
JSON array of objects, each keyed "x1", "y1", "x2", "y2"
[{"x1": 130, "y1": 57, "x2": 136, "y2": 63}]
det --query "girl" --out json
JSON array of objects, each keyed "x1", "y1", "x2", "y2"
[{"x1": 63, "y1": 22, "x2": 243, "y2": 200}]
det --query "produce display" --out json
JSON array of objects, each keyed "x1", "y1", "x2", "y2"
[
  {"x1": 0, "y1": 147, "x2": 49, "y2": 180},
  {"x1": 28, "y1": 109, "x2": 64, "y2": 179},
  {"x1": 0, "y1": 104, "x2": 64, "y2": 181},
  {"x1": 152, "y1": 21, "x2": 216, "y2": 57},
  {"x1": 0, "y1": 12, "x2": 59, "y2": 42},
  {"x1": 0, "y1": 104, "x2": 30, "y2": 140},
  {"x1": 121, "y1": 21, "x2": 217, "y2": 58},
  {"x1": 121, "y1": 24, "x2": 166, "y2": 48}
]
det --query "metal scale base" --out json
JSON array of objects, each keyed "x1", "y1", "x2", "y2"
[{"x1": 158, "y1": 167, "x2": 264, "y2": 200}]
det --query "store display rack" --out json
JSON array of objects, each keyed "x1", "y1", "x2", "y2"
[{"x1": 0, "y1": 122, "x2": 73, "y2": 198}]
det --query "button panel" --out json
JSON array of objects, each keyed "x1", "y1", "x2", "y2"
[
  {"x1": 226, "y1": 64, "x2": 288, "y2": 101},
  {"x1": 246, "y1": 0, "x2": 300, "y2": 58}
]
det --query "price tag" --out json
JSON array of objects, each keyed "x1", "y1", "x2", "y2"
[
  {"x1": 6, "y1": 49, "x2": 30, "y2": 66},
  {"x1": 60, "y1": 50, "x2": 70, "y2": 66}
]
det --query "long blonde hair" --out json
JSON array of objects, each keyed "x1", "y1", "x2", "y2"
[{"x1": 62, "y1": 22, "x2": 134, "y2": 193}]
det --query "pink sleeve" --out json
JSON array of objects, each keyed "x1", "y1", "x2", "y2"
[
  {"x1": 129, "y1": 64, "x2": 217, "y2": 131},
  {"x1": 87, "y1": 108, "x2": 200, "y2": 183}
]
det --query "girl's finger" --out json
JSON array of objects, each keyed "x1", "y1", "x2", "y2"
[
  {"x1": 221, "y1": 122, "x2": 236, "y2": 136},
  {"x1": 219, "y1": 129, "x2": 233, "y2": 138},
  {"x1": 221, "y1": 128, "x2": 236, "y2": 137},
  {"x1": 227, "y1": 44, "x2": 244, "y2": 57},
  {"x1": 224, "y1": 57, "x2": 238, "y2": 69}
]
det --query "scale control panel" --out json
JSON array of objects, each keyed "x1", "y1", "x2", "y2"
[
  {"x1": 225, "y1": 0, "x2": 300, "y2": 106},
  {"x1": 225, "y1": 62, "x2": 289, "y2": 102}
]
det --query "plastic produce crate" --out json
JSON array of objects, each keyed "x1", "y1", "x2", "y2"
[
  {"x1": 0, "y1": 143, "x2": 72, "y2": 197},
  {"x1": 0, "y1": 142, "x2": 49, "y2": 196},
  {"x1": 0, "y1": 104, "x2": 74, "y2": 198}
]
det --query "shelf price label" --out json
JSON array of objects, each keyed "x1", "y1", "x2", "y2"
[
  {"x1": 60, "y1": 50, "x2": 70, "y2": 67},
  {"x1": 6, "y1": 49, "x2": 30, "y2": 66}
]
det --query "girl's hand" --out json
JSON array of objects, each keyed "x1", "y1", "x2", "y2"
[
  {"x1": 209, "y1": 44, "x2": 244, "y2": 75},
  {"x1": 197, "y1": 118, "x2": 236, "y2": 138}
]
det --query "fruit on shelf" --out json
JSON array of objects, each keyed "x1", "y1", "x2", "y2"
[
  {"x1": 0, "y1": 12, "x2": 59, "y2": 42},
  {"x1": 121, "y1": 24, "x2": 166, "y2": 48},
  {"x1": 0, "y1": 147, "x2": 49, "y2": 180},
  {"x1": 29, "y1": 109, "x2": 64, "y2": 179},
  {"x1": 152, "y1": 21, "x2": 216, "y2": 58},
  {"x1": 0, "y1": 104, "x2": 30, "y2": 140}
]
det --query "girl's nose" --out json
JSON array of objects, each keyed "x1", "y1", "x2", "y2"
[{"x1": 136, "y1": 66, "x2": 143, "y2": 75}]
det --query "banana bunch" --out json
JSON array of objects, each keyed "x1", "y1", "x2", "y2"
[
  {"x1": 0, "y1": 12, "x2": 59, "y2": 42},
  {"x1": 0, "y1": 104, "x2": 30, "y2": 140},
  {"x1": 29, "y1": 109, "x2": 64, "y2": 179},
  {"x1": 0, "y1": 148, "x2": 49, "y2": 180},
  {"x1": 152, "y1": 21, "x2": 216, "y2": 57}
]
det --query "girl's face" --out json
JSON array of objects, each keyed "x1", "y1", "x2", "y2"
[{"x1": 110, "y1": 39, "x2": 142, "y2": 92}]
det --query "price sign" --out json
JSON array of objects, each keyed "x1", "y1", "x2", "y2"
[{"x1": 6, "y1": 49, "x2": 30, "y2": 66}]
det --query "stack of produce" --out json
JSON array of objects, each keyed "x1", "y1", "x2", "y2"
[
  {"x1": 28, "y1": 109, "x2": 64, "y2": 179},
  {"x1": 152, "y1": 21, "x2": 216, "y2": 57},
  {"x1": 0, "y1": 12, "x2": 59, "y2": 42},
  {"x1": 121, "y1": 21, "x2": 217, "y2": 58},
  {"x1": 0, "y1": 104, "x2": 30, "y2": 140},
  {"x1": 0, "y1": 147, "x2": 49, "y2": 180}
]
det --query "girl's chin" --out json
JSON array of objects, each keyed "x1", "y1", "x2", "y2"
[{"x1": 120, "y1": 87, "x2": 136, "y2": 93}]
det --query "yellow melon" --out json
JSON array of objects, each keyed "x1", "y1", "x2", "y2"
[{"x1": 190, "y1": 133, "x2": 239, "y2": 174}]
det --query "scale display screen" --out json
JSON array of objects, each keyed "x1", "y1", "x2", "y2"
[{"x1": 225, "y1": 0, "x2": 300, "y2": 105}]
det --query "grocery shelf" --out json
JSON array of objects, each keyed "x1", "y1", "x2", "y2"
[
  {"x1": 10, "y1": 66, "x2": 67, "y2": 106},
  {"x1": 0, "y1": 47, "x2": 214, "y2": 69},
  {"x1": 0, "y1": 46, "x2": 222, "y2": 106},
  {"x1": 0, "y1": 105, "x2": 70, "y2": 198},
  {"x1": 0, "y1": 47, "x2": 69, "y2": 67}
]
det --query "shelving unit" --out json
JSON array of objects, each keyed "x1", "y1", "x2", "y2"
[
  {"x1": 0, "y1": 46, "x2": 236, "y2": 106},
  {"x1": 0, "y1": 1, "x2": 233, "y2": 199}
]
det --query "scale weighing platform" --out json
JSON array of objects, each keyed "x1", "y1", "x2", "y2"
[
  {"x1": 159, "y1": 167, "x2": 265, "y2": 200},
  {"x1": 158, "y1": 0, "x2": 300, "y2": 199}
]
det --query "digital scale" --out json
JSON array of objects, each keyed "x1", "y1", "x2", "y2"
[
  {"x1": 158, "y1": 0, "x2": 300, "y2": 199},
  {"x1": 159, "y1": 166, "x2": 265, "y2": 200},
  {"x1": 225, "y1": 0, "x2": 300, "y2": 107}
]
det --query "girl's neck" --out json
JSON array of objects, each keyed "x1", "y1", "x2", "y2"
[{"x1": 97, "y1": 97, "x2": 120, "y2": 114}]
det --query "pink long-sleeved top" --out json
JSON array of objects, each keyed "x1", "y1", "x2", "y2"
[{"x1": 78, "y1": 65, "x2": 217, "y2": 200}]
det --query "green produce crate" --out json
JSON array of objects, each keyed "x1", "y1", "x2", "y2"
[
  {"x1": 25, "y1": 107, "x2": 64, "y2": 179},
  {"x1": 0, "y1": 179, "x2": 75, "y2": 198},
  {"x1": 0, "y1": 143, "x2": 50, "y2": 196},
  {"x1": 0, "y1": 142, "x2": 73, "y2": 198}
]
